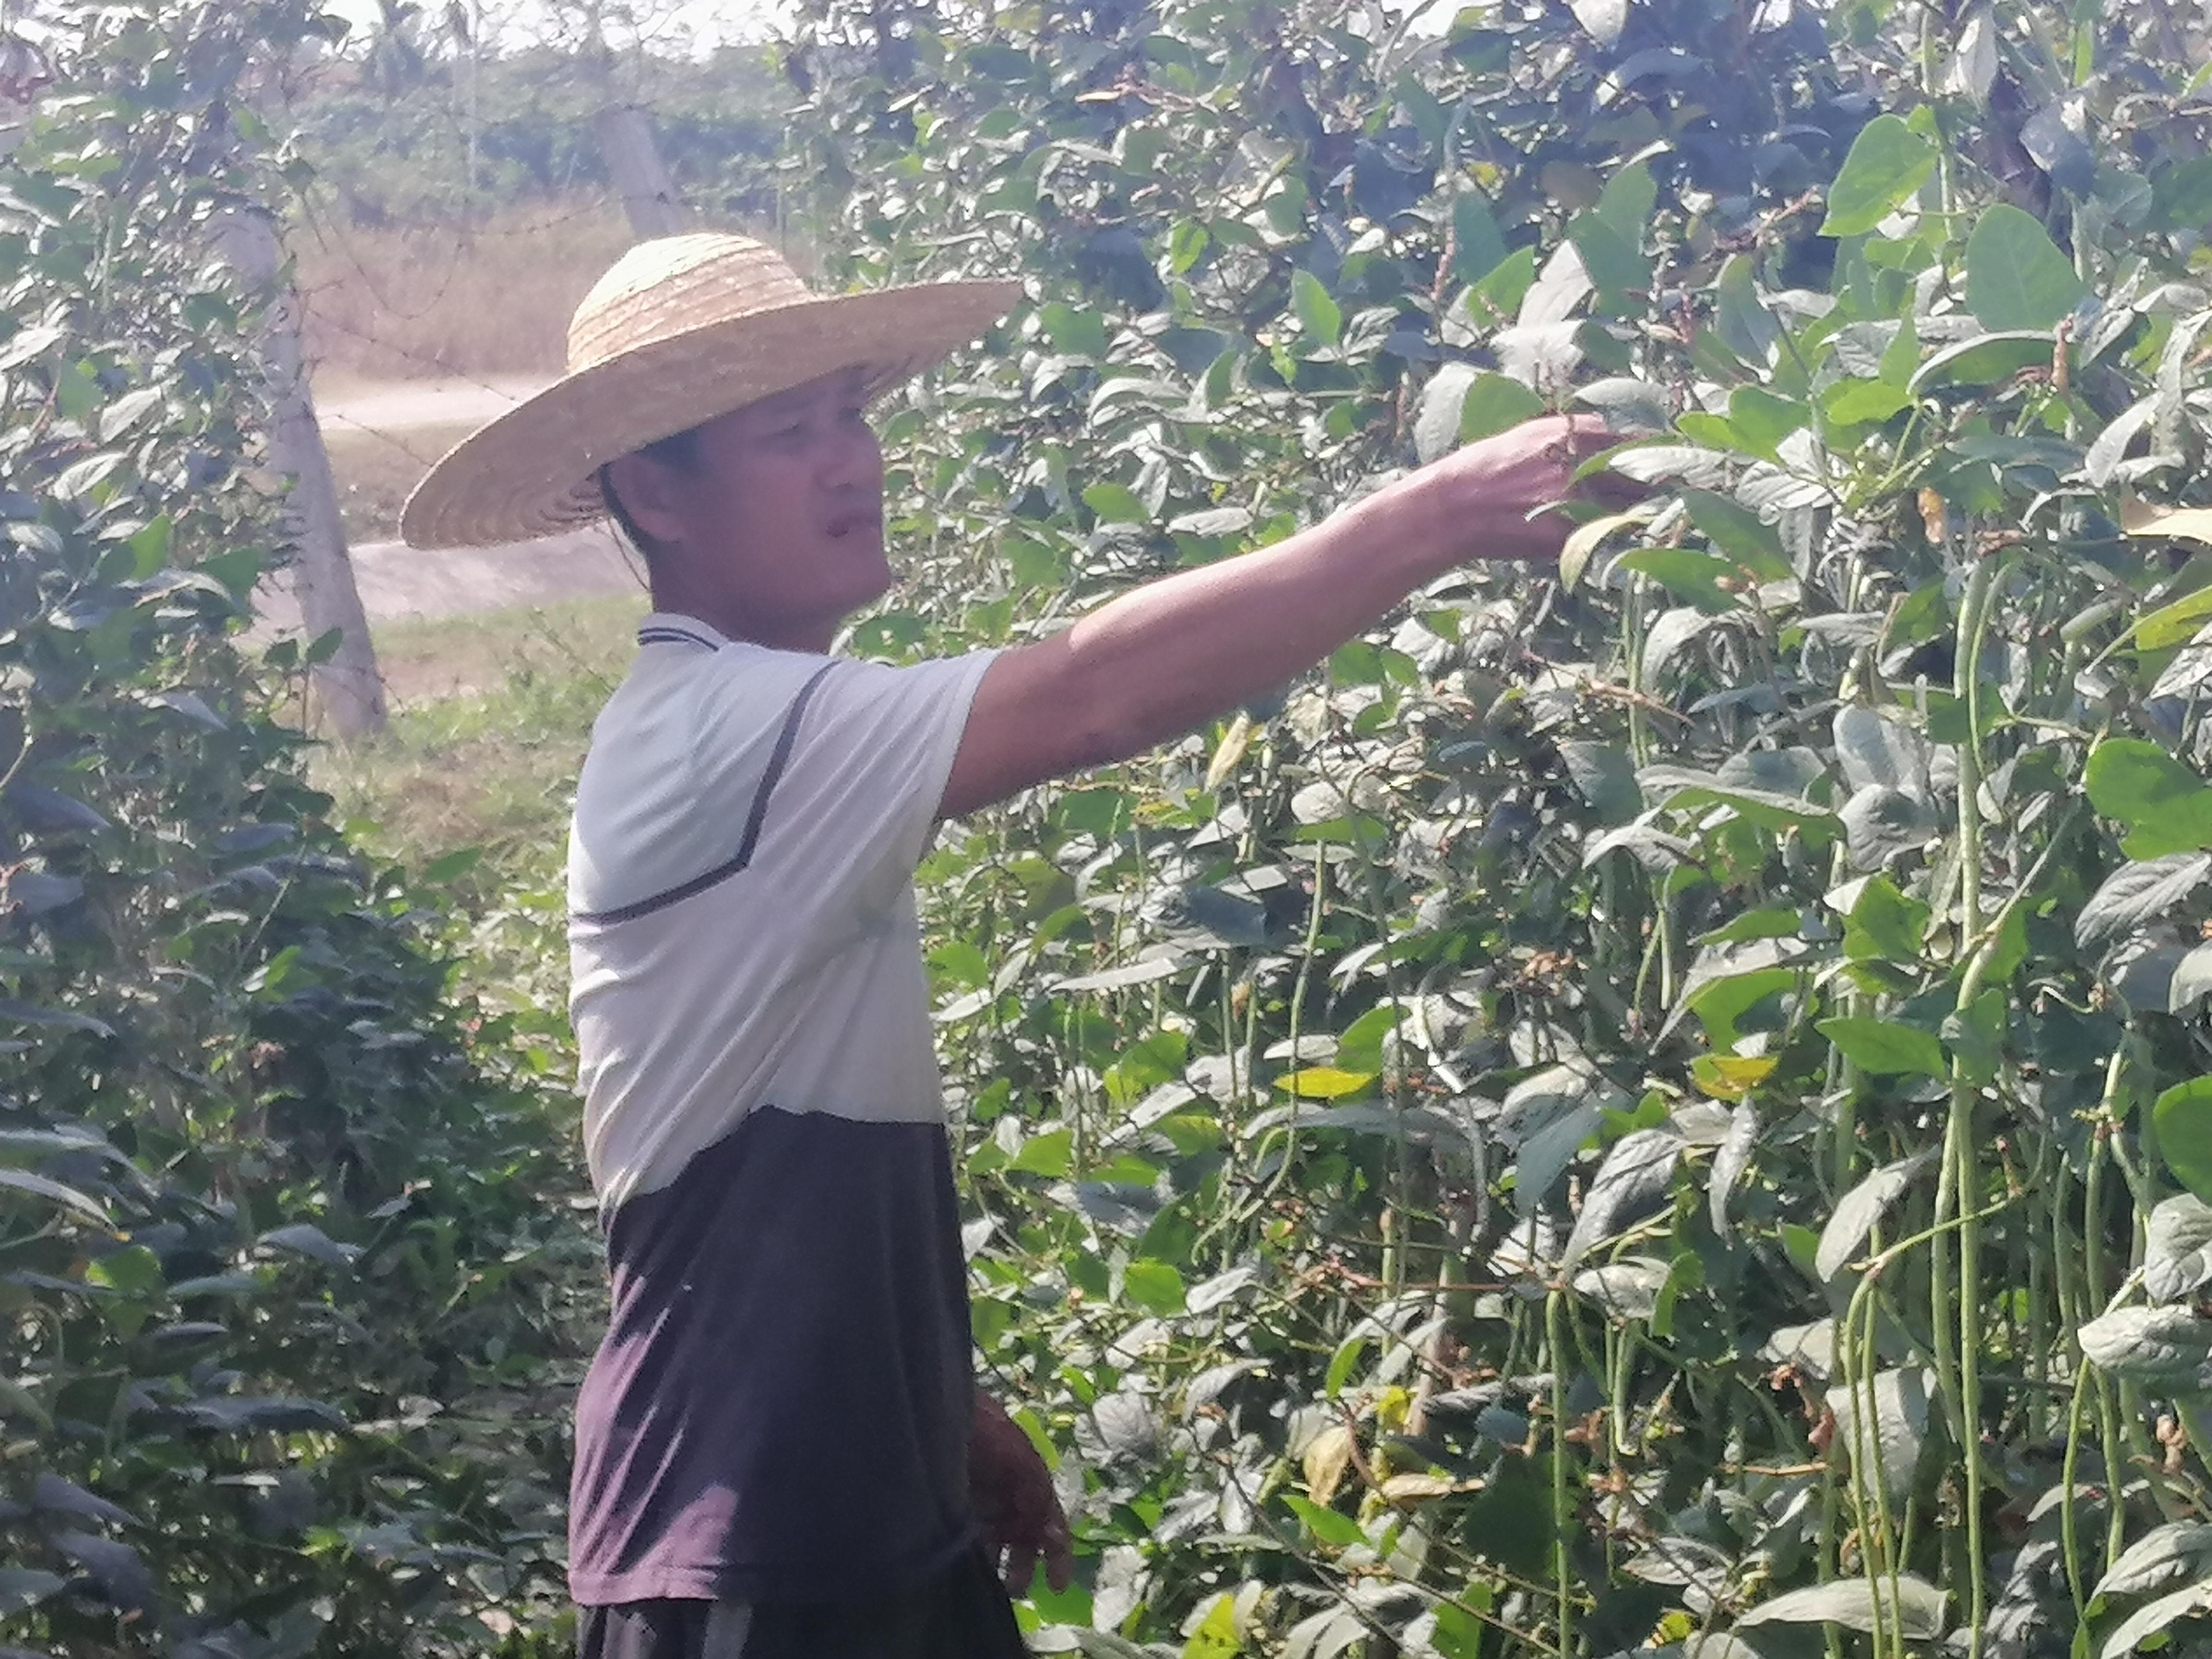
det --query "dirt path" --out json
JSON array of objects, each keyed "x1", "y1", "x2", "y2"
[
  {"x1": 317, "y1": 375, "x2": 551, "y2": 436},
  {"x1": 254, "y1": 526, "x2": 642, "y2": 635}
]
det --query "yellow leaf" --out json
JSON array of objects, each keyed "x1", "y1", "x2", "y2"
[
  {"x1": 1181, "y1": 1593, "x2": 1242, "y2": 1659},
  {"x1": 1558, "y1": 508, "x2": 1648, "y2": 593},
  {"x1": 1375, "y1": 1384, "x2": 1414, "y2": 1432},
  {"x1": 2121, "y1": 496, "x2": 2212, "y2": 548},
  {"x1": 1379, "y1": 1471, "x2": 1465, "y2": 1504},
  {"x1": 1917, "y1": 487, "x2": 1948, "y2": 543},
  {"x1": 1303, "y1": 1423, "x2": 1355, "y2": 1504},
  {"x1": 1692, "y1": 1053, "x2": 1778, "y2": 1100},
  {"x1": 2126, "y1": 584, "x2": 2212, "y2": 651},
  {"x1": 1277, "y1": 1066, "x2": 1378, "y2": 1100},
  {"x1": 1205, "y1": 712, "x2": 1256, "y2": 791}
]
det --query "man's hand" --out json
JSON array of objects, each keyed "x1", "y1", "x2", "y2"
[
  {"x1": 971, "y1": 1392, "x2": 1073, "y2": 1595},
  {"x1": 1422, "y1": 412, "x2": 1643, "y2": 564}
]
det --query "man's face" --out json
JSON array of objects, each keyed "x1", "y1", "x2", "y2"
[{"x1": 624, "y1": 366, "x2": 890, "y2": 648}]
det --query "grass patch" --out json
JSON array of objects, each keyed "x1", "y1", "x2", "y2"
[
  {"x1": 322, "y1": 418, "x2": 480, "y2": 542},
  {"x1": 314, "y1": 593, "x2": 642, "y2": 1016}
]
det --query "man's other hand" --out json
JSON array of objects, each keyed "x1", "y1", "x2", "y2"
[{"x1": 971, "y1": 1393, "x2": 1074, "y2": 1595}]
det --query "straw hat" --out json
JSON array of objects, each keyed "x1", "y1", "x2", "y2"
[{"x1": 399, "y1": 232, "x2": 1021, "y2": 549}]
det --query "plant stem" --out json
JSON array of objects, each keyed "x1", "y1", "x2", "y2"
[{"x1": 1548, "y1": 1286, "x2": 1575, "y2": 1659}]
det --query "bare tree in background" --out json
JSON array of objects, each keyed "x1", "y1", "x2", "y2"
[
  {"x1": 545, "y1": 0, "x2": 695, "y2": 240},
  {"x1": 218, "y1": 204, "x2": 389, "y2": 737}
]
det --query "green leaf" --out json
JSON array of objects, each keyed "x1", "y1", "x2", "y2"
[
  {"x1": 1122, "y1": 1258, "x2": 1187, "y2": 1315},
  {"x1": 1713, "y1": 254, "x2": 1780, "y2": 365},
  {"x1": 1965, "y1": 204, "x2": 2088, "y2": 331},
  {"x1": 1560, "y1": 1130, "x2": 1680, "y2": 1269},
  {"x1": 1334, "y1": 1005, "x2": 1405, "y2": 1074},
  {"x1": 1908, "y1": 330, "x2": 2055, "y2": 394},
  {"x1": 1414, "y1": 363, "x2": 1478, "y2": 464},
  {"x1": 1459, "y1": 371, "x2": 1545, "y2": 442},
  {"x1": 2154, "y1": 157, "x2": 2212, "y2": 230},
  {"x1": 422, "y1": 845, "x2": 485, "y2": 885},
  {"x1": 2085, "y1": 739, "x2": 2212, "y2": 857},
  {"x1": 126, "y1": 513, "x2": 172, "y2": 579},
  {"x1": 2100, "y1": 1584, "x2": 2212, "y2": 1659},
  {"x1": 1614, "y1": 549, "x2": 1747, "y2": 614},
  {"x1": 1323, "y1": 1331, "x2": 1370, "y2": 1397},
  {"x1": 1464, "y1": 245, "x2": 1538, "y2": 325},
  {"x1": 85, "y1": 1244, "x2": 163, "y2": 1296},
  {"x1": 1290, "y1": 270, "x2": 1342, "y2": 348},
  {"x1": 1168, "y1": 220, "x2": 1210, "y2": 275},
  {"x1": 1038, "y1": 301, "x2": 1109, "y2": 359},
  {"x1": 1557, "y1": 740, "x2": 1643, "y2": 825},
  {"x1": 1010, "y1": 1129, "x2": 1074, "y2": 1178},
  {"x1": 1827, "y1": 378, "x2": 1913, "y2": 424},
  {"x1": 1821, "y1": 115, "x2": 1938, "y2": 236},
  {"x1": 1739, "y1": 1574, "x2": 1946, "y2": 1638},
  {"x1": 1082, "y1": 481, "x2": 1150, "y2": 524},
  {"x1": 1682, "y1": 490, "x2": 1789, "y2": 576},
  {"x1": 2076, "y1": 854, "x2": 2212, "y2": 953},
  {"x1": 1844, "y1": 875, "x2": 1931, "y2": 963},
  {"x1": 2128, "y1": 583, "x2": 2212, "y2": 651},
  {"x1": 1825, "y1": 1365, "x2": 1931, "y2": 1502},
  {"x1": 1568, "y1": 210, "x2": 1647, "y2": 302},
  {"x1": 2092, "y1": 1522, "x2": 2212, "y2": 1608},
  {"x1": 1645, "y1": 771, "x2": 1839, "y2": 833},
  {"x1": 1819, "y1": 1016, "x2": 1946, "y2": 1078},
  {"x1": 2078, "y1": 1304, "x2": 2212, "y2": 1385},
  {"x1": 1283, "y1": 1494, "x2": 1367, "y2": 1548},
  {"x1": 1591, "y1": 161, "x2": 1657, "y2": 245},
  {"x1": 1451, "y1": 192, "x2": 1508, "y2": 285},
  {"x1": 1816, "y1": 1152, "x2": 1935, "y2": 1278},
  {"x1": 2155, "y1": 1078, "x2": 2212, "y2": 1202},
  {"x1": 0, "y1": 1166, "x2": 109, "y2": 1226},
  {"x1": 1727, "y1": 385, "x2": 1804, "y2": 460}
]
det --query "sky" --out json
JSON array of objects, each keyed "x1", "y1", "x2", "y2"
[{"x1": 319, "y1": 0, "x2": 789, "y2": 54}]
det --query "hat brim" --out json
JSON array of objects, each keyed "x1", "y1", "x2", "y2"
[{"x1": 398, "y1": 278, "x2": 1022, "y2": 550}]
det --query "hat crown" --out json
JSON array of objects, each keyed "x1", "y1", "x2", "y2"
[{"x1": 565, "y1": 232, "x2": 814, "y2": 374}]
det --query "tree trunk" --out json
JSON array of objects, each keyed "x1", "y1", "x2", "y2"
[
  {"x1": 216, "y1": 204, "x2": 388, "y2": 738},
  {"x1": 594, "y1": 104, "x2": 688, "y2": 240}
]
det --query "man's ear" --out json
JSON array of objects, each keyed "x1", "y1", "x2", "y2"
[{"x1": 603, "y1": 451, "x2": 689, "y2": 547}]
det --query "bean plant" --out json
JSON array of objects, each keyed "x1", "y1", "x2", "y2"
[
  {"x1": 1, "y1": 7, "x2": 590, "y2": 1652},
  {"x1": 788, "y1": 1, "x2": 2212, "y2": 1654}
]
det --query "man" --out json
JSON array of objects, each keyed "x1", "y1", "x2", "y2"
[{"x1": 402, "y1": 232, "x2": 1620, "y2": 1659}]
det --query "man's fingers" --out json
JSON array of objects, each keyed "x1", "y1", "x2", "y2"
[
  {"x1": 1003, "y1": 1537, "x2": 1037, "y2": 1594},
  {"x1": 1044, "y1": 1514, "x2": 1074, "y2": 1593}
]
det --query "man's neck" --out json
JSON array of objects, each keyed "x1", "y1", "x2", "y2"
[{"x1": 647, "y1": 582, "x2": 838, "y2": 655}]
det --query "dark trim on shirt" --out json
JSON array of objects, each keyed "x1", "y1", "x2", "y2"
[
  {"x1": 637, "y1": 625, "x2": 722, "y2": 651},
  {"x1": 572, "y1": 663, "x2": 837, "y2": 928}
]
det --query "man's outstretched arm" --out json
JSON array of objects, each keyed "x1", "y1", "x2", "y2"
[{"x1": 940, "y1": 415, "x2": 1621, "y2": 818}]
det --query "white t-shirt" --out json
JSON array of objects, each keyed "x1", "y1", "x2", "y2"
[
  {"x1": 568, "y1": 612, "x2": 999, "y2": 1209},
  {"x1": 563, "y1": 611, "x2": 1001, "y2": 1605}
]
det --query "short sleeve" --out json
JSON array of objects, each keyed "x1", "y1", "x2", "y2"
[{"x1": 736, "y1": 649, "x2": 999, "y2": 932}]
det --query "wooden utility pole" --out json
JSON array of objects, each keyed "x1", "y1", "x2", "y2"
[
  {"x1": 216, "y1": 204, "x2": 388, "y2": 737},
  {"x1": 594, "y1": 104, "x2": 687, "y2": 239}
]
